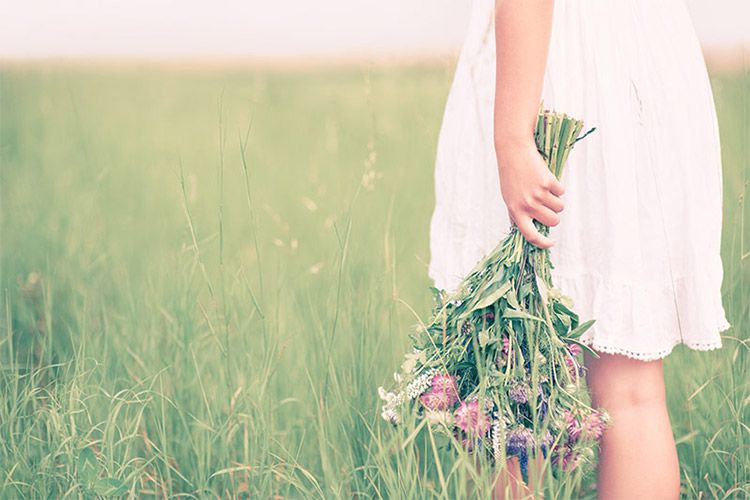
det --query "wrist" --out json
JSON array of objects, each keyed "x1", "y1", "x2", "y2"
[
  {"x1": 494, "y1": 131, "x2": 535, "y2": 153},
  {"x1": 494, "y1": 134, "x2": 536, "y2": 161}
]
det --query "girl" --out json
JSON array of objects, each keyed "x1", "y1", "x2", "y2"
[{"x1": 428, "y1": 0, "x2": 731, "y2": 497}]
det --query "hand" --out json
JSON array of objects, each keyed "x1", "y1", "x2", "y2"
[{"x1": 497, "y1": 141, "x2": 565, "y2": 249}]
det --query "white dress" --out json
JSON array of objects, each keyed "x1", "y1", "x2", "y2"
[{"x1": 428, "y1": 0, "x2": 731, "y2": 361}]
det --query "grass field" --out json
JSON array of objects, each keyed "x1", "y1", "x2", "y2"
[{"x1": 0, "y1": 62, "x2": 748, "y2": 498}]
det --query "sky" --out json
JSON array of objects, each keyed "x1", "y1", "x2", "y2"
[{"x1": 1, "y1": 0, "x2": 749, "y2": 59}]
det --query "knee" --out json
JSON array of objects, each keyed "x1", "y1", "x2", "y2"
[
  {"x1": 585, "y1": 355, "x2": 667, "y2": 411},
  {"x1": 593, "y1": 382, "x2": 666, "y2": 413}
]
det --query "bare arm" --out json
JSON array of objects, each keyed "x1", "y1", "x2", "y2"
[{"x1": 494, "y1": 0, "x2": 563, "y2": 248}]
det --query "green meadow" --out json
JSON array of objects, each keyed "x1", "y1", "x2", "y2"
[{"x1": 0, "y1": 62, "x2": 747, "y2": 498}]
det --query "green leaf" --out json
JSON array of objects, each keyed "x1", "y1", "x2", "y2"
[
  {"x1": 470, "y1": 280, "x2": 512, "y2": 312},
  {"x1": 91, "y1": 478, "x2": 128, "y2": 497},
  {"x1": 77, "y1": 447, "x2": 97, "y2": 485},
  {"x1": 519, "y1": 281, "x2": 533, "y2": 300},
  {"x1": 454, "y1": 361, "x2": 476, "y2": 371},
  {"x1": 551, "y1": 314, "x2": 568, "y2": 337},
  {"x1": 430, "y1": 286, "x2": 446, "y2": 305},
  {"x1": 552, "y1": 300, "x2": 577, "y2": 320},
  {"x1": 561, "y1": 336, "x2": 599, "y2": 357},
  {"x1": 535, "y1": 274, "x2": 549, "y2": 306},
  {"x1": 567, "y1": 319, "x2": 595, "y2": 339},
  {"x1": 503, "y1": 309, "x2": 543, "y2": 322},
  {"x1": 506, "y1": 291, "x2": 521, "y2": 310}
]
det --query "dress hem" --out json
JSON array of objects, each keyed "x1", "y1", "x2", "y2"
[{"x1": 578, "y1": 319, "x2": 730, "y2": 362}]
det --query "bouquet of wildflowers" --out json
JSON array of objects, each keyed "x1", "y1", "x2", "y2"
[{"x1": 378, "y1": 109, "x2": 610, "y2": 482}]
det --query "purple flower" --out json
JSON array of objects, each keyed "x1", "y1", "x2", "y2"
[
  {"x1": 563, "y1": 410, "x2": 582, "y2": 441},
  {"x1": 538, "y1": 397, "x2": 549, "y2": 422},
  {"x1": 508, "y1": 380, "x2": 531, "y2": 404},
  {"x1": 539, "y1": 429, "x2": 554, "y2": 457},
  {"x1": 563, "y1": 408, "x2": 608, "y2": 443},
  {"x1": 420, "y1": 392, "x2": 447, "y2": 411},
  {"x1": 506, "y1": 426, "x2": 534, "y2": 457},
  {"x1": 432, "y1": 374, "x2": 459, "y2": 399},
  {"x1": 551, "y1": 443, "x2": 580, "y2": 472},
  {"x1": 454, "y1": 399, "x2": 491, "y2": 437},
  {"x1": 419, "y1": 374, "x2": 459, "y2": 411},
  {"x1": 567, "y1": 343, "x2": 582, "y2": 356},
  {"x1": 580, "y1": 410, "x2": 609, "y2": 441}
]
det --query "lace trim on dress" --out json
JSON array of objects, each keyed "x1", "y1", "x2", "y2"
[
  {"x1": 578, "y1": 335, "x2": 726, "y2": 362},
  {"x1": 429, "y1": 266, "x2": 731, "y2": 362}
]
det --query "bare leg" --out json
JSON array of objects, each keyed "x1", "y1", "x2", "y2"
[
  {"x1": 492, "y1": 454, "x2": 545, "y2": 499},
  {"x1": 583, "y1": 351, "x2": 681, "y2": 499}
]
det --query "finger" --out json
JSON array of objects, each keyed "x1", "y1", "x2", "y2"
[
  {"x1": 515, "y1": 215, "x2": 555, "y2": 248},
  {"x1": 547, "y1": 178, "x2": 565, "y2": 197},
  {"x1": 531, "y1": 205, "x2": 561, "y2": 227},
  {"x1": 540, "y1": 191, "x2": 564, "y2": 213}
]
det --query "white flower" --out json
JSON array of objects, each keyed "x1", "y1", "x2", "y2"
[
  {"x1": 378, "y1": 386, "x2": 391, "y2": 402},
  {"x1": 378, "y1": 387, "x2": 405, "y2": 423},
  {"x1": 491, "y1": 413, "x2": 509, "y2": 460},
  {"x1": 381, "y1": 408, "x2": 401, "y2": 424},
  {"x1": 425, "y1": 410, "x2": 454, "y2": 427},
  {"x1": 406, "y1": 369, "x2": 436, "y2": 400}
]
